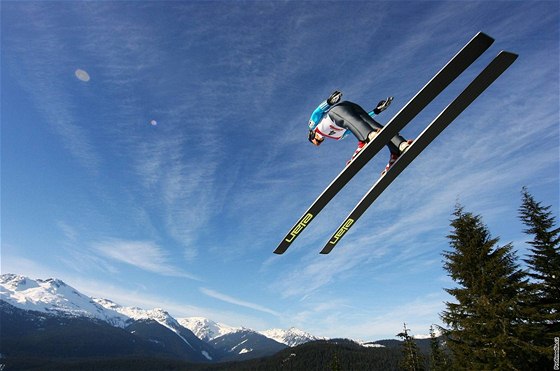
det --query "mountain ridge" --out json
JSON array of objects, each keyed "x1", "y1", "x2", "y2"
[{"x1": 0, "y1": 273, "x2": 320, "y2": 359}]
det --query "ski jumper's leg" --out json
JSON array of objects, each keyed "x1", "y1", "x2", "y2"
[
  {"x1": 346, "y1": 141, "x2": 366, "y2": 165},
  {"x1": 329, "y1": 101, "x2": 405, "y2": 154}
]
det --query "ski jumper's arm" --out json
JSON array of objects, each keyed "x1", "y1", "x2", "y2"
[{"x1": 308, "y1": 100, "x2": 330, "y2": 131}]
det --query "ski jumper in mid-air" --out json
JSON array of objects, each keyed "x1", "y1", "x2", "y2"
[{"x1": 308, "y1": 91, "x2": 413, "y2": 174}]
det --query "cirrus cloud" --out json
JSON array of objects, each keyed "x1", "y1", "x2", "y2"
[{"x1": 93, "y1": 239, "x2": 199, "y2": 280}]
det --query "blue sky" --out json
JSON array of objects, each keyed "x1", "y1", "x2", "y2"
[{"x1": 1, "y1": 1, "x2": 558, "y2": 340}]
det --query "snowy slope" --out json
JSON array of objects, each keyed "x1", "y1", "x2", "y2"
[
  {"x1": 1, "y1": 274, "x2": 186, "y2": 335},
  {"x1": 0, "y1": 274, "x2": 128, "y2": 327},
  {"x1": 95, "y1": 298, "x2": 183, "y2": 335},
  {"x1": 210, "y1": 329, "x2": 287, "y2": 360},
  {"x1": 179, "y1": 317, "x2": 321, "y2": 347},
  {"x1": 93, "y1": 298, "x2": 207, "y2": 356},
  {"x1": 259, "y1": 327, "x2": 323, "y2": 346},
  {"x1": 178, "y1": 317, "x2": 240, "y2": 341}
]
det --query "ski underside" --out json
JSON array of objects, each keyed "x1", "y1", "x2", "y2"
[{"x1": 274, "y1": 32, "x2": 514, "y2": 255}]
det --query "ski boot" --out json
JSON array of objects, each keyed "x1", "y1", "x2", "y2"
[
  {"x1": 366, "y1": 128, "x2": 381, "y2": 143},
  {"x1": 346, "y1": 129, "x2": 382, "y2": 166},
  {"x1": 381, "y1": 139, "x2": 413, "y2": 176}
]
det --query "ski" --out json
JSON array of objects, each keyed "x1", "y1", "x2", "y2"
[
  {"x1": 320, "y1": 51, "x2": 518, "y2": 254},
  {"x1": 274, "y1": 32, "x2": 494, "y2": 254}
]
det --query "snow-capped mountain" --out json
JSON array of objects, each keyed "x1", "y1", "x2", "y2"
[
  {"x1": 92, "y1": 298, "x2": 214, "y2": 360},
  {"x1": 260, "y1": 327, "x2": 323, "y2": 346},
  {"x1": 0, "y1": 274, "x2": 128, "y2": 327},
  {"x1": 179, "y1": 317, "x2": 320, "y2": 347},
  {"x1": 0, "y1": 274, "x2": 189, "y2": 336},
  {"x1": 210, "y1": 329, "x2": 287, "y2": 360},
  {"x1": 94, "y1": 298, "x2": 186, "y2": 340},
  {"x1": 178, "y1": 318, "x2": 325, "y2": 360},
  {"x1": 0, "y1": 274, "x2": 216, "y2": 361},
  {"x1": 1, "y1": 274, "x2": 325, "y2": 362},
  {"x1": 178, "y1": 317, "x2": 241, "y2": 342}
]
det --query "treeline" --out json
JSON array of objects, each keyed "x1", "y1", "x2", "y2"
[
  {"x1": 3, "y1": 340, "x2": 413, "y2": 371},
  {"x1": 400, "y1": 187, "x2": 559, "y2": 370}
]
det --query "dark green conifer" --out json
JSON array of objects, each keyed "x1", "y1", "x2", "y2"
[
  {"x1": 397, "y1": 323, "x2": 425, "y2": 371},
  {"x1": 428, "y1": 325, "x2": 449, "y2": 371},
  {"x1": 330, "y1": 352, "x2": 341, "y2": 371},
  {"x1": 441, "y1": 205, "x2": 529, "y2": 370},
  {"x1": 519, "y1": 187, "x2": 560, "y2": 366}
]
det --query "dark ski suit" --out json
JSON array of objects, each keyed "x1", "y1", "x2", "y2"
[{"x1": 309, "y1": 100, "x2": 407, "y2": 161}]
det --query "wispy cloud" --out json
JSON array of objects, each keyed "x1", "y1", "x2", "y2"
[
  {"x1": 56, "y1": 221, "x2": 79, "y2": 242},
  {"x1": 129, "y1": 131, "x2": 218, "y2": 253},
  {"x1": 340, "y1": 293, "x2": 448, "y2": 340},
  {"x1": 75, "y1": 279, "x2": 275, "y2": 330},
  {"x1": 93, "y1": 239, "x2": 198, "y2": 280},
  {"x1": 4, "y1": 2, "x2": 230, "y2": 256},
  {"x1": 285, "y1": 292, "x2": 447, "y2": 340},
  {"x1": 3, "y1": 4, "x2": 102, "y2": 174},
  {"x1": 0, "y1": 247, "x2": 57, "y2": 280},
  {"x1": 200, "y1": 287, "x2": 281, "y2": 317}
]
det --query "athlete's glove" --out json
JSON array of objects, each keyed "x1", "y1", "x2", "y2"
[
  {"x1": 327, "y1": 91, "x2": 342, "y2": 105},
  {"x1": 373, "y1": 96, "x2": 393, "y2": 114}
]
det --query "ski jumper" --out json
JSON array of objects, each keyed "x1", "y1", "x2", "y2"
[{"x1": 309, "y1": 100, "x2": 407, "y2": 158}]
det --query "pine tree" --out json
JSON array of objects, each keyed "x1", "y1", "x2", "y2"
[
  {"x1": 519, "y1": 187, "x2": 560, "y2": 366},
  {"x1": 428, "y1": 325, "x2": 449, "y2": 371},
  {"x1": 441, "y1": 205, "x2": 529, "y2": 370},
  {"x1": 397, "y1": 323, "x2": 425, "y2": 371},
  {"x1": 330, "y1": 352, "x2": 341, "y2": 371}
]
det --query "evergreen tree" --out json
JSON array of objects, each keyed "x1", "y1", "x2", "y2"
[
  {"x1": 428, "y1": 325, "x2": 449, "y2": 371},
  {"x1": 519, "y1": 187, "x2": 560, "y2": 365},
  {"x1": 330, "y1": 352, "x2": 341, "y2": 371},
  {"x1": 397, "y1": 323, "x2": 425, "y2": 371},
  {"x1": 441, "y1": 205, "x2": 529, "y2": 370}
]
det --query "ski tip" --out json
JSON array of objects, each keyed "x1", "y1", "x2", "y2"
[
  {"x1": 473, "y1": 31, "x2": 495, "y2": 44},
  {"x1": 491, "y1": 51, "x2": 519, "y2": 71},
  {"x1": 498, "y1": 50, "x2": 519, "y2": 60},
  {"x1": 319, "y1": 244, "x2": 336, "y2": 254}
]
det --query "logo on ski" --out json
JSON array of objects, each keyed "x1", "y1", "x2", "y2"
[
  {"x1": 284, "y1": 213, "x2": 314, "y2": 243},
  {"x1": 329, "y1": 219, "x2": 355, "y2": 245}
]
